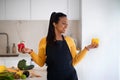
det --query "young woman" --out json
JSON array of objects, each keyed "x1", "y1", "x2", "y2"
[{"x1": 19, "y1": 12, "x2": 98, "y2": 80}]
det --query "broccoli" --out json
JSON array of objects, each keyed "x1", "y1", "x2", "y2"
[{"x1": 17, "y1": 59, "x2": 34, "y2": 70}]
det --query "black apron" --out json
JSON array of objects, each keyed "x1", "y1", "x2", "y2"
[{"x1": 46, "y1": 36, "x2": 78, "y2": 80}]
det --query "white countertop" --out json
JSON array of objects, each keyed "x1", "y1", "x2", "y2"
[{"x1": 24, "y1": 68, "x2": 47, "y2": 80}]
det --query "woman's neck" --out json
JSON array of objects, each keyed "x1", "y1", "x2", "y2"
[
  {"x1": 56, "y1": 35, "x2": 63, "y2": 40},
  {"x1": 55, "y1": 31, "x2": 63, "y2": 40}
]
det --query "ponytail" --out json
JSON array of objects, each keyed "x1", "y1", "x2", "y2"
[{"x1": 46, "y1": 12, "x2": 67, "y2": 45}]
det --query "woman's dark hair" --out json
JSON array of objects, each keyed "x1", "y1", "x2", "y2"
[{"x1": 46, "y1": 12, "x2": 67, "y2": 45}]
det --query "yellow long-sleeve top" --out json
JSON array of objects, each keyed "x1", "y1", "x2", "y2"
[{"x1": 30, "y1": 36, "x2": 88, "y2": 67}]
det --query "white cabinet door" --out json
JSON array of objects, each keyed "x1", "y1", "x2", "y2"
[
  {"x1": 68, "y1": 0, "x2": 80, "y2": 20},
  {"x1": 0, "y1": 0, "x2": 80, "y2": 20},
  {"x1": 5, "y1": 59, "x2": 18, "y2": 67},
  {"x1": 4, "y1": 55, "x2": 31, "y2": 67},
  {"x1": 5, "y1": 0, "x2": 30, "y2": 20},
  {"x1": 0, "y1": 58, "x2": 5, "y2": 65},
  {"x1": 31, "y1": 0, "x2": 67, "y2": 20},
  {"x1": 0, "y1": 0, "x2": 5, "y2": 20}
]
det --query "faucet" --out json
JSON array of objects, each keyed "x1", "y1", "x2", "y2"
[{"x1": 0, "y1": 32, "x2": 10, "y2": 53}]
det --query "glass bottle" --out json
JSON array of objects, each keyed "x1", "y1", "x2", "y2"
[{"x1": 12, "y1": 43, "x2": 17, "y2": 53}]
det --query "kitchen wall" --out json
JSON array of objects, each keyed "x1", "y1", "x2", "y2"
[
  {"x1": 75, "y1": 0, "x2": 119, "y2": 80},
  {"x1": 0, "y1": 20, "x2": 81, "y2": 53}
]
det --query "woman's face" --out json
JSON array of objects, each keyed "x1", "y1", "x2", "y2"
[{"x1": 54, "y1": 17, "x2": 68, "y2": 34}]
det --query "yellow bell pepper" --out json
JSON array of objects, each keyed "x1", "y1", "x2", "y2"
[
  {"x1": 0, "y1": 65, "x2": 7, "y2": 73},
  {"x1": 91, "y1": 38, "x2": 99, "y2": 45}
]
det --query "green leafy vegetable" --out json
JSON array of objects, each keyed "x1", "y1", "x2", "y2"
[{"x1": 17, "y1": 59, "x2": 34, "y2": 70}]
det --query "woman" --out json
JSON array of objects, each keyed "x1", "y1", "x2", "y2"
[{"x1": 19, "y1": 12, "x2": 98, "y2": 80}]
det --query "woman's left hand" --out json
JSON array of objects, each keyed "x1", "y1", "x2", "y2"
[{"x1": 85, "y1": 43, "x2": 99, "y2": 51}]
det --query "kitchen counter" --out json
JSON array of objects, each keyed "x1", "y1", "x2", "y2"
[
  {"x1": 26, "y1": 68, "x2": 47, "y2": 80},
  {"x1": 0, "y1": 53, "x2": 47, "y2": 80},
  {"x1": 13, "y1": 68, "x2": 47, "y2": 80},
  {"x1": 0, "y1": 54, "x2": 31, "y2": 67}
]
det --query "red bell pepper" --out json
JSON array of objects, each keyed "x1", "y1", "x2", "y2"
[{"x1": 18, "y1": 42, "x2": 25, "y2": 51}]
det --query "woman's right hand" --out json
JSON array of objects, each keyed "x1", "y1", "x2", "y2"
[{"x1": 18, "y1": 48, "x2": 33, "y2": 54}]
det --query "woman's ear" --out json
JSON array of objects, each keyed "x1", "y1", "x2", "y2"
[{"x1": 53, "y1": 22, "x2": 56, "y2": 28}]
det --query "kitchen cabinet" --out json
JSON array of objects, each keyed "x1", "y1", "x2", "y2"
[
  {"x1": 5, "y1": 0, "x2": 30, "y2": 20},
  {"x1": 68, "y1": 0, "x2": 80, "y2": 20},
  {"x1": 0, "y1": 0, "x2": 80, "y2": 20},
  {"x1": 31, "y1": 0, "x2": 80, "y2": 20},
  {"x1": 0, "y1": 54, "x2": 31, "y2": 67},
  {"x1": 0, "y1": 58, "x2": 5, "y2": 65},
  {"x1": 0, "y1": 0, "x2": 5, "y2": 20},
  {"x1": 0, "y1": 53, "x2": 45, "y2": 68},
  {"x1": 31, "y1": 0, "x2": 67, "y2": 20}
]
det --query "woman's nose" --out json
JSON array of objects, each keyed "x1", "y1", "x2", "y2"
[{"x1": 65, "y1": 24, "x2": 68, "y2": 28}]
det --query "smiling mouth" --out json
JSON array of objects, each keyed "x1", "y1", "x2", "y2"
[{"x1": 63, "y1": 29, "x2": 66, "y2": 32}]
